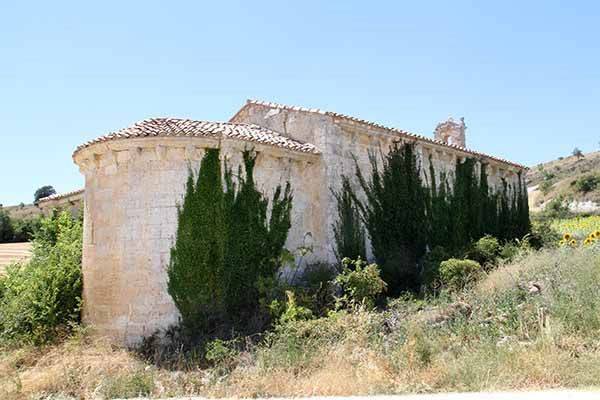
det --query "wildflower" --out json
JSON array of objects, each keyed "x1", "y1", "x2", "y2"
[
  {"x1": 595, "y1": 230, "x2": 600, "y2": 238},
  {"x1": 569, "y1": 239, "x2": 577, "y2": 247},
  {"x1": 559, "y1": 239, "x2": 566, "y2": 246},
  {"x1": 584, "y1": 238, "x2": 592, "y2": 246},
  {"x1": 563, "y1": 233, "x2": 572, "y2": 241}
]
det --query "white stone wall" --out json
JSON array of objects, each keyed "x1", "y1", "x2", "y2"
[{"x1": 74, "y1": 137, "x2": 322, "y2": 345}]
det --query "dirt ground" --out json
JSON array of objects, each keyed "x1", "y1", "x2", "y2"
[{"x1": 0, "y1": 242, "x2": 31, "y2": 273}]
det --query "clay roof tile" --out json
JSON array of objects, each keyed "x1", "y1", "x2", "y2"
[{"x1": 73, "y1": 118, "x2": 320, "y2": 157}]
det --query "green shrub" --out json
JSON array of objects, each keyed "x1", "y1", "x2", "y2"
[
  {"x1": 528, "y1": 220, "x2": 561, "y2": 249},
  {"x1": 352, "y1": 143, "x2": 530, "y2": 294},
  {"x1": 540, "y1": 196, "x2": 571, "y2": 219},
  {"x1": 168, "y1": 149, "x2": 293, "y2": 332},
  {"x1": 499, "y1": 241, "x2": 521, "y2": 261},
  {"x1": 301, "y1": 263, "x2": 336, "y2": 287},
  {"x1": 296, "y1": 263, "x2": 337, "y2": 316},
  {"x1": 469, "y1": 235, "x2": 501, "y2": 266},
  {"x1": 100, "y1": 370, "x2": 154, "y2": 399},
  {"x1": 205, "y1": 338, "x2": 240, "y2": 370},
  {"x1": 0, "y1": 211, "x2": 82, "y2": 344},
  {"x1": 222, "y1": 150, "x2": 292, "y2": 318},
  {"x1": 277, "y1": 291, "x2": 313, "y2": 324},
  {"x1": 332, "y1": 177, "x2": 366, "y2": 262},
  {"x1": 439, "y1": 258, "x2": 481, "y2": 290},
  {"x1": 11, "y1": 217, "x2": 40, "y2": 242},
  {"x1": 574, "y1": 174, "x2": 600, "y2": 193},
  {"x1": 539, "y1": 179, "x2": 553, "y2": 195},
  {"x1": 259, "y1": 309, "x2": 382, "y2": 372},
  {"x1": 334, "y1": 257, "x2": 387, "y2": 308},
  {"x1": 421, "y1": 246, "x2": 451, "y2": 289},
  {"x1": 167, "y1": 149, "x2": 226, "y2": 330},
  {"x1": 354, "y1": 143, "x2": 429, "y2": 294}
]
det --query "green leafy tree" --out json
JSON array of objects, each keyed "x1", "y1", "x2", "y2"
[
  {"x1": 34, "y1": 185, "x2": 56, "y2": 202},
  {"x1": 0, "y1": 209, "x2": 14, "y2": 243},
  {"x1": 12, "y1": 217, "x2": 40, "y2": 242}
]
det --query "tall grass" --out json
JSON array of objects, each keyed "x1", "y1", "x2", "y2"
[{"x1": 2, "y1": 246, "x2": 600, "y2": 398}]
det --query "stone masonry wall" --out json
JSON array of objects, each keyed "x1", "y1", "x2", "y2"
[
  {"x1": 232, "y1": 103, "x2": 525, "y2": 262},
  {"x1": 76, "y1": 104, "x2": 525, "y2": 345},
  {"x1": 74, "y1": 137, "x2": 322, "y2": 345}
]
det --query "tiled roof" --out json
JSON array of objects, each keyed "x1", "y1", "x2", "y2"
[
  {"x1": 37, "y1": 189, "x2": 84, "y2": 203},
  {"x1": 73, "y1": 118, "x2": 320, "y2": 156},
  {"x1": 236, "y1": 99, "x2": 526, "y2": 170}
]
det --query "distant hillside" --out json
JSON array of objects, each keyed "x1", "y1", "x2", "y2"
[
  {"x1": 2, "y1": 203, "x2": 43, "y2": 219},
  {"x1": 527, "y1": 150, "x2": 600, "y2": 213}
]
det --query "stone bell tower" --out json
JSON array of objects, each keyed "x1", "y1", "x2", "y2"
[{"x1": 434, "y1": 117, "x2": 467, "y2": 148}]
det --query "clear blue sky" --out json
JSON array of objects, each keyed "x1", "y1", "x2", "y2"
[{"x1": 1, "y1": 1, "x2": 599, "y2": 205}]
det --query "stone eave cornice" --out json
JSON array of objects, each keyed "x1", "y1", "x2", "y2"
[
  {"x1": 73, "y1": 136, "x2": 320, "y2": 175},
  {"x1": 72, "y1": 118, "x2": 321, "y2": 160}
]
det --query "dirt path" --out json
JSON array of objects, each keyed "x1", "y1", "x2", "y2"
[{"x1": 0, "y1": 242, "x2": 32, "y2": 273}]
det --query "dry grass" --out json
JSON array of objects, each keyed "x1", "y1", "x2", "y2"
[
  {"x1": 0, "y1": 330, "x2": 209, "y2": 399},
  {"x1": 3, "y1": 247, "x2": 600, "y2": 399},
  {"x1": 2, "y1": 328, "x2": 599, "y2": 399},
  {"x1": 0, "y1": 242, "x2": 31, "y2": 273}
]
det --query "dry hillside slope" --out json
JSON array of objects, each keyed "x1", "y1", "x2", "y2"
[{"x1": 527, "y1": 150, "x2": 600, "y2": 212}]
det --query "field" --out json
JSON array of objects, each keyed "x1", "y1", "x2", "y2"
[
  {"x1": 0, "y1": 242, "x2": 31, "y2": 273},
  {"x1": 551, "y1": 215, "x2": 600, "y2": 239}
]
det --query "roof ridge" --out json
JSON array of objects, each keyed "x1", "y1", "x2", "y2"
[
  {"x1": 242, "y1": 99, "x2": 526, "y2": 169},
  {"x1": 73, "y1": 118, "x2": 320, "y2": 157},
  {"x1": 37, "y1": 189, "x2": 85, "y2": 203}
]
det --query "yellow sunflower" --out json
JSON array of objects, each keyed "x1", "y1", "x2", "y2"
[
  {"x1": 563, "y1": 233, "x2": 572, "y2": 241},
  {"x1": 569, "y1": 239, "x2": 578, "y2": 247}
]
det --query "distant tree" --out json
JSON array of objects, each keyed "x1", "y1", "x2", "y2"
[
  {"x1": 34, "y1": 185, "x2": 56, "y2": 203},
  {"x1": 0, "y1": 209, "x2": 14, "y2": 243},
  {"x1": 572, "y1": 148, "x2": 584, "y2": 159}
]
